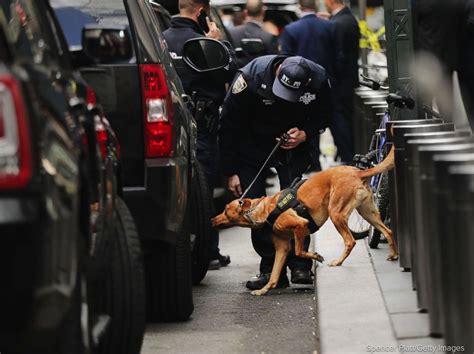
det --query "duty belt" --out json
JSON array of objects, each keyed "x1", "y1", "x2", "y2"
[
  {"x1": 266, "y1": 177, "x2": 319, "y2": 234},
  {"x1": 195, "y1": 100, "x2": 219, "y2": 134}
]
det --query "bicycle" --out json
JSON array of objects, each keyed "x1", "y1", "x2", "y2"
[{"x1": 347, "y1": 75, "x2": 435, "y2": 248}]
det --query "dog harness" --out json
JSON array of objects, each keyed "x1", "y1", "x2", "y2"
[{"x1": 266, "y1": 178, "x2": 319, "y2": 234}]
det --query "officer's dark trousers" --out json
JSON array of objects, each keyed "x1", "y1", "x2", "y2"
[
  {"x1": 196, "y1": 126, "x2": 221, "y2": 260},
  {"x1": 330, "y1": 92, "x2": 355, "y2": 164},
  {"x1": 239, "y1": 151, "x2": 313, "y2": 275}
]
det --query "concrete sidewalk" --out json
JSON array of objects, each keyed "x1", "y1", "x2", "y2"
[{"x1": 315, "y1": 223, "x2": 444, "y2": 354}]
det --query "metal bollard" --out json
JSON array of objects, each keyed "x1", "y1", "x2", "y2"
[
  {"x1": 391, "y1": 123, "x2": 453, "y2": 270},
  {"x1": 433, "y1": 154, "x2": 474, "y2": 350},
  {"x1": 417, "y1": 141, "x2": 474, "y2": 337},
  {"x1": 435, "y1": 163, "x2": 474, "y2": 352},
  {"x1": 404, "y1": 132, "x2": 472, "y2": 306},
  {"x1": 384, "y1": 119, "x2": 444, "y2": 262},
  {"x1": 407, "y1": 138, "x2": 473, "y2": 315}
]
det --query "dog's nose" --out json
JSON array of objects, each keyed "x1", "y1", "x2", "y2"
[{"x1": 211, "y1": 213, "x2": 226, "y2": 228}]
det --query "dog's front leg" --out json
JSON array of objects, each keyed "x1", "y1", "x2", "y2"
[{"x1": 251, "y1": 236, "x2": 290, "y2": 296}]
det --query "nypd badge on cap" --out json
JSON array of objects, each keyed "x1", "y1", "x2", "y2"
[{"x1": 272, "y1": 57, "x2": 312, "y2": 102}]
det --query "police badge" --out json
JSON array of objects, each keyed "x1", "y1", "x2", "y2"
[
  {"x1": 232, "y1": 74, "x2": 248, "y2": 94},
  {"x1": 299, "y1": 92, "x2": 316, "y2": 105}
]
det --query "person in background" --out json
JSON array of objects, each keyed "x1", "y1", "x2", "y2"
[
  {"x1": 323, "y1": 0, "x2": 359, "y2": 164},
  {"x1": 279, "y1": 0, "x2": 340, "y2": 171},
  {"x1": 163, "y1": 0, "x2": 236, "y2": 270},
  {"x1": 229, "y1": 0, "x2": 279, "y2": 67}
]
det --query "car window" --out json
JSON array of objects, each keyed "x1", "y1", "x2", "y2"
[{"x1": 0, "y1": 0, "x2": 63, "y2": 67}]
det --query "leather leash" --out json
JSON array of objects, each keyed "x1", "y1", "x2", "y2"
[{"x1": 239, "y1": 133, "x2": 289, "y2": 203}]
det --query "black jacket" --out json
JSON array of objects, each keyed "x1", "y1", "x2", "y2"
[
  {"x1": 219, "y1": 55, "x2": 332, "y2": 176},
  {"x1": 229, "y1": 21, "x2": 279, "y2": 67},
  {"x1": 163, "y1": 17, "x2": 237, "y2": 103},
  {"x1": 331, "y1": 7, "x2": 360, "y2": 95}
]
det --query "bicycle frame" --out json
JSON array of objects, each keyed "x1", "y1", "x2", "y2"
[{"x1": 368, "y1": 109, "x2": 390, "y2": 191}]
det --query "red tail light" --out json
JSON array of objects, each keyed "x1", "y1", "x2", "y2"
[
  {"x1": 86, "y1": 86, "x2": 97, "y2": 108},
  {"x1": 95, "y1": 116, "x2": 107, "y2": 160},
  {"x1": 0, "y1": 74, "x2": 32, "y2": 189},
  {"x1": 139, "y1": 64, "x2": 174, "y2": 157}
]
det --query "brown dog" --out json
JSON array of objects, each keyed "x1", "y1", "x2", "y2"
[{"x1": 211, "y1": 148, "x2": 398, "y2": 296}]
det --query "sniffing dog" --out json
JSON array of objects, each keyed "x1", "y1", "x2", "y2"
[{"x1": 211, "y1": 148, "x2": 398, "y2": 296}]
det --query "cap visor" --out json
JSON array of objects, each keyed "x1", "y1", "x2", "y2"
[{"x1": 272, "y1": 77, "x2": 302, "y2": 102}]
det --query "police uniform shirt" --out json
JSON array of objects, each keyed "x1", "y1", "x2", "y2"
[{"x1": 219, "y1": 55, "x2": 332, "y2": 176}]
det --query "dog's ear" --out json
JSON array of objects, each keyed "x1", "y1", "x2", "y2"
[{"x1": 239, "y1": 198, "x2": 252, "y2": 212}]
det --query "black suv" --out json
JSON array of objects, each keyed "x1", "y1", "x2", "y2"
[
  {"x1": 53, "y1": 0, "x2": 216, "y2": 321},
  {"x1": 0, "y1": 1, "x2": 145, "y2": 353}
]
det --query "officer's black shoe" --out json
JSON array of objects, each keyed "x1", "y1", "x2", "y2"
[
  {"x1": 208, "y1": 259, "x2": 221, "y2": 270},
  {"x1": 290, "y1": 269, "x2": 313, "y2": 284},
  {"x1": 245, "y1": 273, "x2": 289, "y2": 290},
  {"x1": 218, "y1": 254, "x2": 231, "y2": 267}
]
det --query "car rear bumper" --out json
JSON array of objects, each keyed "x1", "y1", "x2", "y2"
[
  {"x1": 123, "y1": 156, "x2": 189, "y2": 244},
  {"x1": 0, "y1": 198, "x2": 39, "y2": 345},
  {"x1": 0, "y1": 197, "x2": 73, "y2": 345}
]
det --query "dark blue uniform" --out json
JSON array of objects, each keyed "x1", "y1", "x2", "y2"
[
  {"x1": 219, "y1": 55, "x2": 332, "y2": 275},
  {"x1": 163, "y1": 17, "x2": 237, "y2": 261}
]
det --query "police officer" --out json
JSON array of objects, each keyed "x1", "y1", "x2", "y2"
[
  {"x1": 163, "y1": 0, "x2": 237, "y2": 269},
  {"x1": 219, "y1": 55, "x2": 332, "y2": 289}
]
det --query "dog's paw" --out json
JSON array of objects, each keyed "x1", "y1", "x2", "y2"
[
  {"x1": 251, "y1": 290, "x2": 265, "y2": 296},
  {"x1": 328, "y1": 259, "x2": 342, "y2": 267},
  {"x1": 387, "y1": 254, "x2": 399, "y2": 261},
  {"x1": 313, "y1": 252, "x2": 325, "y2": 263}
]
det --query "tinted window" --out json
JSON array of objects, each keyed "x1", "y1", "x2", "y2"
[{"x1": 0, "y1": 0, "x2": 63, "y2": 66}]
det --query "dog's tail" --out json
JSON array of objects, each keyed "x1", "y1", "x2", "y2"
[{"x1": 358, "y1": 146, "x2": 395, "y2": 180}]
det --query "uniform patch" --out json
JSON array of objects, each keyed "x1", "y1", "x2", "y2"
[
  {"x1": 232, "y1": 74, "x2": 248, "y2": 94},
  {"x1": 299, "y1": 92, "x2": 316, "y2": 105}
]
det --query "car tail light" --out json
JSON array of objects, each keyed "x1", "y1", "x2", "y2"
[
  {"x1": 139, "y1": 64, "x2": 174, "y2": 157},
  {"x1": 0, "y1": 74, "x2": 32, "y2": 189},
  {"x1": 95, "y1": 116, "x2": 107, "y2": 160},
  {"x1": 86, "y1": 86, "x2": 97, "y2": 108}
]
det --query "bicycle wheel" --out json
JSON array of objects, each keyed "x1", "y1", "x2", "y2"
[
  {"x1": 348, "y1": 209, "x2": 371, "y2": 240},
  {"x1": 369, "y1": 172, "x2": 390, "y2": 249}
]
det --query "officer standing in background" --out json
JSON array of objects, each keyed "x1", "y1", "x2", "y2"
[
  {"x1": 324, "y1": 0, "x2": 359, "y2": 164},
  {"x1": 279, "y1": 0, "x2": 340, "y2": 171},
  {"x1": 229, "y1": 0, "x2": 279, "y2": 67},
  {"x1": 219, "y1": 55, "x2": 332, "y2": 289},
  {"x1": 163, "y1": 0, "x2": 236, "y2": 269}
]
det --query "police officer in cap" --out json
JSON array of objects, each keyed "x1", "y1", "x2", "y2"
[
  {"x1": 219, "y1": 55, "x2": 332, "y2": 289},
  {"x1": 163, "y1": 0, "x2": 237, "y2": 269}
]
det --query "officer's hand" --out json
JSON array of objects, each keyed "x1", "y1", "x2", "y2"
[
  {"x1": 205, "y1": 17, "x2": 222, "y2": 40},
  {"x1": 227, "y1": 175, "x2": 242, "y2": 197},
  {"x1": 280, "y1": 127, "x2": 307, "y2": 150}
]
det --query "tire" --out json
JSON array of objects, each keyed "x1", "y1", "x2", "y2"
[
  {"x1": 144, "y1": 212, "x2": 194, "y2": 322},
  {"x1": 348, "y1": 209, "x2": 371, "y2": 240},
  {"x1": 369, "y1": 173, "x2": 390, "y2": 249},
  {"x1": 348, "y1": 150, "x2": 379, "y2": 240},
  {"x1": 96, "y1": 197, "x2": 146, "y2": 354},
  {"x1": 190, "y1": 161, "x2": 213, "y2": 285},
  {"x1": 56, "y1": 273, "x2": 86, "y2": 354}
]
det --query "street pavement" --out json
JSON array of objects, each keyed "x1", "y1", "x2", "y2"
[{"x1": 142, "y1": 223, "x2": 318, "y2": 354}]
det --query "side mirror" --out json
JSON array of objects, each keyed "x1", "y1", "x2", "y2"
[
  {"x1": 82, "y1": 25, "x2": 133, "y2": 63},
  {"x1": 182, "y1": 38, "x2": 230, "y2": 73},
  {"x1": 240, "y1": 38, "x2": 265, "y2": 56}
]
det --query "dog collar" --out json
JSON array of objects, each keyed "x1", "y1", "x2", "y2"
[{"x1": 242, "y1": 199, "x2": 265, "y2": 226}]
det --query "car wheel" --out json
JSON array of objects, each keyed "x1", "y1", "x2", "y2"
[
  {"x1": 144, "y1": 211, "x2": 194, "y2": 322},
  {"x1": 190, "y1": 161, "x2": 213, "y2": 285},
  {"x1": 95, "y1": 197, "x2": 146, "y2": 354}
]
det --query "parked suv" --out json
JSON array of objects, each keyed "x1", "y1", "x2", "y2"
[
  {"x1": 53, "y1": 0, "x2": 216, "y2": 321},
  {"x1": 0, "y1": 1, "x2": 145, "y2": 353}
]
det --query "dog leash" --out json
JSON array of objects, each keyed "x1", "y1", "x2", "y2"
[{"x1": 239, "y1": 133, "x2": 289, "y2": 202}]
